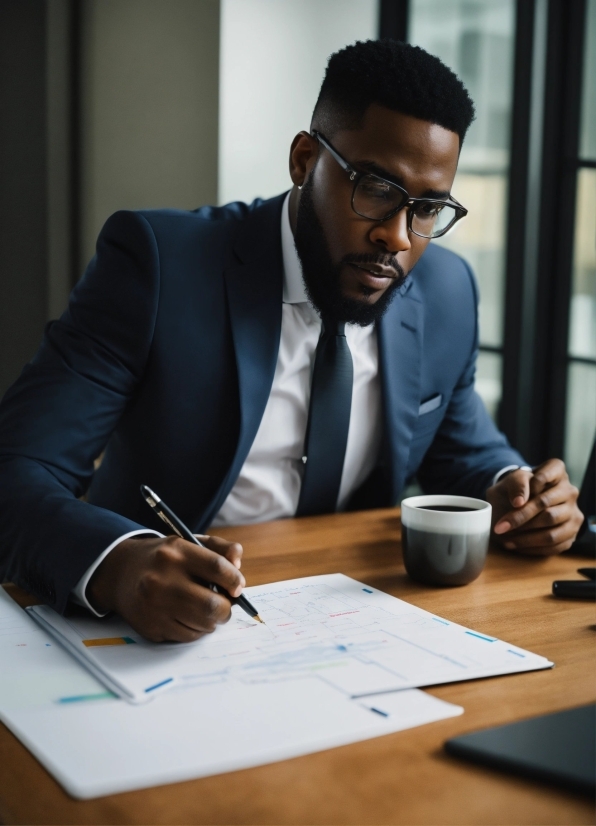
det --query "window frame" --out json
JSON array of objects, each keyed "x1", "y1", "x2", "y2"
[{"x1": 380, "y1": 0, "x2": 595, "y2": 470}]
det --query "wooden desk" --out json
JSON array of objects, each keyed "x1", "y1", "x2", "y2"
[{"x1": 1, "y1": 508, "x2": 594, "y2": 825}]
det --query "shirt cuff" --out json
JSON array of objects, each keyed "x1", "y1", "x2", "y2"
[
  {"x1": 71, "y1": 529, "x2": 164, "y2": 617},
  {"x1": 491, "y1": 465, "x2": 533, "y2": 487}
]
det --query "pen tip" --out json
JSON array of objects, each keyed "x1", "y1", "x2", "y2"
[{"x1": 254, "y1": 615, "x2": 265, "y2": 624}]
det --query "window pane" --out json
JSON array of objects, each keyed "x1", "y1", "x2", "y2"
[
  {"x1": 569, "y1": 169, "x2": 596, "y2": 360},
  {"x1": 580, "y1": 0, "x2": 596, "y2": 159},
  {"x1": 218, "y1": 0, "x2": 378, "y2": 205},
  {"x1": 475, "y1": 350, "x2": 502, "y2": 422},
  {"x1": 565, "y1": 362, "x2": 596, "y2": 486},
  {"x1": 408, "y1": 0, "x2": 515, "y2": 349}
]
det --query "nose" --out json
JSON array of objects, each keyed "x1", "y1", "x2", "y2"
[{"x1": 368, "y1": 207, "x2": 411, "y2": 254}]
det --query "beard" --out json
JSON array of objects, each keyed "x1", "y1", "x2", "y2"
[{"x1": 293, "y1": 174, "x2": 407, "y2": 326}]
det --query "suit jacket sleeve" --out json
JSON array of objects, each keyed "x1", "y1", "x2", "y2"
[
  {"x1": 0, "y1": 210, "x2": 160, "y2": 612},
  {"x1": 415, "y1": 258, "x2": 526, "y2": 499}
]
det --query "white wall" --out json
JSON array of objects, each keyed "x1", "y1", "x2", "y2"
[{"x1": 218, "y1": 0, "x2": 378, "y2": 205}]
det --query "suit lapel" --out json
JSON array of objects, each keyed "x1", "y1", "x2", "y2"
[
  {"x1": 199, "y1": 195, "x2": 285, "y2": 527},
  {"x1": 377, "y1": 278, "x2": 424, "y2": 502}
]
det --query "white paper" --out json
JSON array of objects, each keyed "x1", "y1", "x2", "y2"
[
  {"x1": 0, "y1": 588, "x2": 111, "y2": 709},
  {"x1": 28, "y1": 574, "x2": 553, "y2": 704},
  {"x1": 1, "y1": 587, "x2": 462, "y2": 799}
]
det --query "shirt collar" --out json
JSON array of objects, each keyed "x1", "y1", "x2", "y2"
[{"x1": 281, "y1": 191, "x2": 309, "y2": 304}]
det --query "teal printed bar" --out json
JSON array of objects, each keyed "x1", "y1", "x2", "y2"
[
  {"x1": 57, "y1": 692, "x2": 114, "y2": 704},
  {"x1": 465, "y1": 631, "x2": 497, "y2": 642}
]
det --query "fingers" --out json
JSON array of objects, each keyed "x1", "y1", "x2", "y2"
[
  {"x1": 171, "y1": 580, "x2": 233, "y2": 634},
  {"x1": 506, "y1": 469, "x2": 532, "y2": 509},
  {"x1": 137, "y1": 571, "x2": 234, "y2": 642},
  {"x1": 500, "y1": 497, "x2": 584, "y2": 553},
  {"x1": 530, "y1": 458, "x2": 566, "y2": 492},
  {"x1": 491, "y1": 470, "x2": 532, "y2": 534},
  {"x1": 196, "y1": 534, "x2": 244, "y2": 569},
  {"x1": 158, "y1": 537, "x2": 245, "y2": 597},
  {"x1": 503, "y1": 538, "x2": 576, "y2": 557},
  {"x1": 502, "y1": 522, "x2": 576, "y2": 553},
  {"x1": 494, "y1": 473, "x2": 576, "y2": 535},
  {"x1": 490, "y1": 458, "x2": 583, "y2": 555},
  {"x1": 494, "y1": 483, "x2": 567, "y2": 533}
]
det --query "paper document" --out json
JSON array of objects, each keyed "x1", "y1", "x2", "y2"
[
  {"x1": 27, "y1": 574, "x2": 553, "y2": 704},
  {"x1": 1, "y1": 586, "x2": 462, "y2": 799}
]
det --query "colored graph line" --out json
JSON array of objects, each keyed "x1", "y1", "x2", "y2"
[
  {"x1": 82, "y1": 636, "x2": 136, "y2": 647},
  {"x1": 57, "y1": 692, "x2": 114, "y2": 703},
  {"x1": 465, "y1": 631, "x2": 496, "y2": 642},
  {"x1": 145, "y1": 677, "x2": 173, "y2": 693}
]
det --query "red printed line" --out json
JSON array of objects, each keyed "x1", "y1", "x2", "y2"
[{"x1": 329, "y1": 611, "x2": 359, "y2": 617}]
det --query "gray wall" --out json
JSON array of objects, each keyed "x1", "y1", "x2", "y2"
[
  {"x1": 80, "y1": 0, "x2": 220, "y2": 270},
  {"x1": 0, "y1": 0, "x2": 74, "y2": 394},
  {"x1": 0, "y1": 1, "x2": 50, "y2": 395},
  {"x1": 0, "y1": 0, "x2": 220, "y2": 397}
]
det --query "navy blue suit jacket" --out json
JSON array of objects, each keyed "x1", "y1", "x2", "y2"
[{"x1": 0, "y1": 193, "x2": 524, "y2": 611}]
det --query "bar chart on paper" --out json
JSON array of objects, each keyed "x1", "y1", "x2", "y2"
[
  {"x1": 28, "y1": 574, "x2": 553, "y2": 703},
  {"x1": 0, "y1": 588, "x2": 112, "y2": 709},
  {"x1": 2, "y1": 577, "x2": 553, "y2": 798},
  {"x1": 1, "y1": 586, "x2": 462, "y2": 798}
]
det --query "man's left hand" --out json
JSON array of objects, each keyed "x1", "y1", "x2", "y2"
[{"x1": 486, "y1": 459, "x2": 583, "y2": 555}]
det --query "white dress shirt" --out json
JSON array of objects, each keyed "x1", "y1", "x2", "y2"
[{"x1": 212, "y1": 193, "x2": 382, "y2": 525}]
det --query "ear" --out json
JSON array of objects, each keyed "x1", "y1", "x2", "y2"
[{"x1": 289, "y1": 131, "x2": 318, "y2": 187}]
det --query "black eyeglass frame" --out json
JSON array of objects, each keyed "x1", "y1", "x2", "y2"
[{"x1": 312, "y1": 130, "x2": 468, "y2": 239}]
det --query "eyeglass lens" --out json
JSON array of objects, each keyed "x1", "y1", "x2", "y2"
[{"x1": 353, "y1": 174, "x2": 459, "y2": 238}]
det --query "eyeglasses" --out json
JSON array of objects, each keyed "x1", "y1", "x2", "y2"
[{"x1": 312, "y1": 131, "x2": 467, "y2": 239}]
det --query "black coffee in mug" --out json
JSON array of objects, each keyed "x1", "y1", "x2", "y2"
[
  {"x1": 417, "y1": 506, "x2": 475, "y2": 512},
  {"x1": 401, "y1": 496, "x2": 492, "y2": 587}
]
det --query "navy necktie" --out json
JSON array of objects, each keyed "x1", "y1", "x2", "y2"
[{"x1": 296, "y1": 317, "x2": 353, "y2": 516}]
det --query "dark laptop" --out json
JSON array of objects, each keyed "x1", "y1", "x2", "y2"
[{"x1": 445, "y1": 704, "x2": 596, "y2": 795}]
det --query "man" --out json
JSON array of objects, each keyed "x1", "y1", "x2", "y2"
[{"x1": 0, "y1": 40, "x2": 582, "y2": 642}]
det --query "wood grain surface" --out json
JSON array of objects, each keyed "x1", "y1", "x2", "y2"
[{"x1": 1, "y1": 508, "x2": 594, "y2": 825}]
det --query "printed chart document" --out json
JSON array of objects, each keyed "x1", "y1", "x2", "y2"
[
  {"x1": 1, "y1": 586, "x2": 461, "y2": 799},
  {"x1": 28, "y1": 573, "x2": 553, "y2": 704}
]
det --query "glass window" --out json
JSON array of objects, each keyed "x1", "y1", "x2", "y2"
[
  {"x1": 218, "y1": 0, "x2": 378, "y2": 205},
  {"x1": 476, "y1": 351, "x2": 503, "y2": 422},
  {"x1": 569, "y1": 169, "x2": 596, "y2": 361},
  {"x1": 564, "y1": 1, "x2": 596, "y2": 486},
  {"x1": 408, "y1": 0, "x2": 516, "y2": 420},
  {"x1": 565, "y1": 362, "x2": 596, "y2": 485}
]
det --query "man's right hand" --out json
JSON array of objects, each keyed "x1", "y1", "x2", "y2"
[{"x1": 87, "y1": 534, "x2": 245, "y2": 642}]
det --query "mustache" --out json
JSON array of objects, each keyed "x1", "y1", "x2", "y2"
[{"x1": 341, "y1": 252, "x2": 406, "y2": 281}]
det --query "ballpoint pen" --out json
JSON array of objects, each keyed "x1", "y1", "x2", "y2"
[
  {"x1": 140, "y1": 485, "x2": 264, "y2": 623},
  {"x1": 552, "y1": 566, "x2": 596, "y2": 599}
]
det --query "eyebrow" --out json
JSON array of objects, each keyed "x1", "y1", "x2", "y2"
[{"x1": 356, "y1": 160, "x2": 451, "y2": 200}]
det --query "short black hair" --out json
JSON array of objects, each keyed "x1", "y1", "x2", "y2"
[{"x1": 312, "y1": 39, "x2": 475, "y2": 144}]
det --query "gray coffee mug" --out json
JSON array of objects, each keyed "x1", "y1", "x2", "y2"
[{"x1": 401, "y1": 494, "x2": 492, "y2": 586}]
